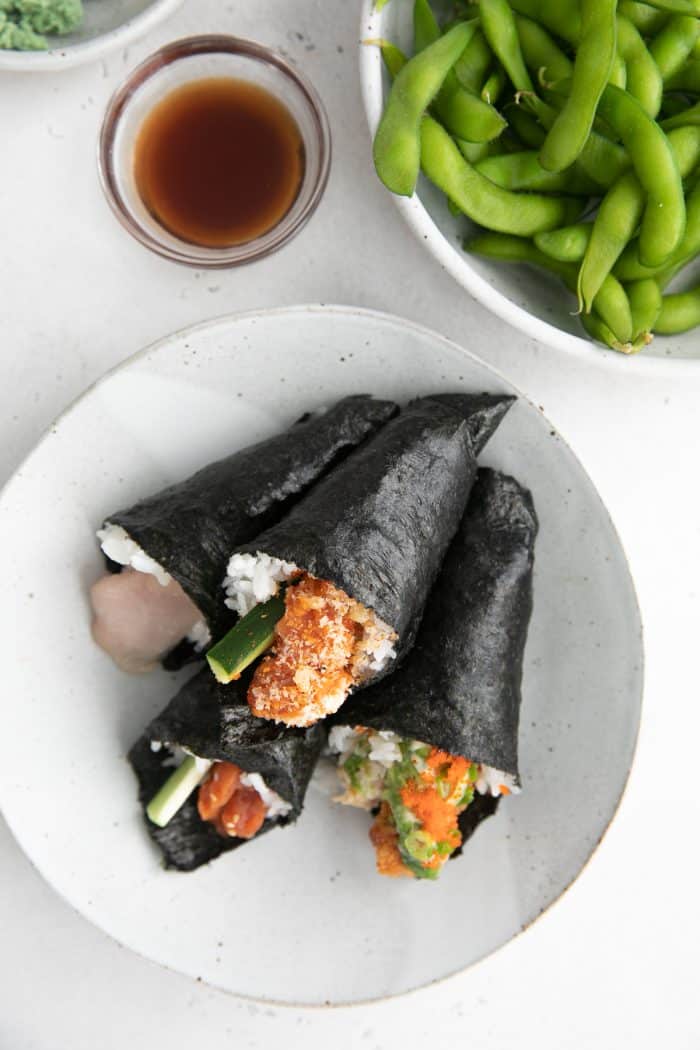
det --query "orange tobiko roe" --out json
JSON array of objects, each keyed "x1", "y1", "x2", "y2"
[{"x1": 399, "y1": 748, "x2": 471, "y2": 846}]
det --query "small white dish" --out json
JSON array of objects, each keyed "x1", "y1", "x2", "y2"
[
  {"x1": 0, "y1": 0, "x2": 184, "y2": 72},
  {"x1": 0, "y1": 305, "x2": 643, "y2": 1004},
  {"x1": 359, "y1": 0, "x2": 699, "y2": 369}
]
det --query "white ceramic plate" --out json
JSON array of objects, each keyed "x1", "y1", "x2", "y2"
[
  {"x1": 0, "y1": 305, "x2": 642, "y2": 1005},
  {"x1": 0, "y1": 0, "x2": 183, "y2": 72},
  {"x1": 359, "y1": 0, "x2": 699, "y2": 368}
]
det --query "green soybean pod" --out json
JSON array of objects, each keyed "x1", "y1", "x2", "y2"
[
  {"x1": 618, "y1": 0, "x2": 669, "y2": 33},
  {"x1": 649, "y1": 15, "x2": 700, "y2": 81},
  {"x1": 641, "y1": 0, "x2": 700, "y2": 13},
  {"x1": 413, "y1": 0, "x2": 441, "y2": 52},
  {"x1": 515, "y1": 15, "x2": 574, "y2": 84},
  {"x1": 367, "y1": 38, "x2": 407, "y2": 80},
  {"x1": 655, "y1": 284, "x2": 700, "y2": 331},
  {"x1": 507, "y1": 105, "x2": 547, "y2": 148},
  {"x1": 579, "y1": 171, "x2": 646, "y2": 312},
  {"x1": 508, "y1": 0, "x2": 580, "y2": 44},
  {"x1": 420, "y1": 116, "x2": 581, "y2": 234},
  {"x1": 475, "y1": 152, "x2": 599, "y2": 193},
  {"x1": 539, "y1": 0, "x2": 618, "y2": 173},
  {"x1": 666, "y1": 59, "x2": 700, "y2": 92},
  {"x1": 661, "y1": 99, "x2": 700, "y2": 129},
  {"x1": 614, "y1": 178, "x2": 700, "y2": 279},
  {"x1": 580, "y1": 309, "x2": 641, "y2": 352},
  {"x1": 608, "y1": 53, "x2": 628, "y2": 89},
  {"x1": 481, "y1": 65, "x2": 508, "y2": 104},
  {"x1": 480, "y1": 0, "x2": 533, "y2": 92},
  {"x1": 455, "y1": 29, "x2": 493, "y2": 93},
  {"x1": 524, "y1": 95, "x2": 630, "y2": 187},
  {"x1": 412, "y1": 14, "x2": 509, "y2": 145},
  {"x1": 616, "y1": 15, "x2": 663, "y2": 117},
  {"x1": 465, "y1": 230, "x2": 634, "y2": 341},
  {"x1": 596, "y1": 83, "x2": 686, "y2": 266},
  {"x1": 627, "y1": 278, "x2": 663, "y2": 339},
  {"x1": 457, "y1": 139, "x2": 494, "y2": 163},
  {"x1": 579, "y1": 125, "x2": 698, "y2": 309},
  {"x1": 373, "y1": 21, "x2": 478, "y2": 196},
  {"x1": 535, "y1": 223, "x2": 593, "y2": 261}
]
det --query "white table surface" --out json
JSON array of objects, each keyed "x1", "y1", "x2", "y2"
[{"x1": 1, "y1": 2, "x2": 698, "y2": 1047}]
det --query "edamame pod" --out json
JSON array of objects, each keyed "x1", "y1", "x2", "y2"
[
  {"x1": 596, "y1": 83, "x2": 686, "y2": 266},
  {"x1": 618, "y1": 1, "x2": 668, "y2": 34},
  {"x1": 515, "y1": 15, "x2": 573, "y2": 84},
  {"x1": 616, "y1": 15, "x2": 663, "y2": 117},
  {"x1": 420, "y1": 117, "x2": 581, "y2": 235},
  {"x1": 535, "y1": 223, "x2": 592, "y2": 261},
  {"x1": 578, "y1": 124, "x2": 697, "y2": 309},
  {"x1": 508, "y1": 0, "x2": 580, "y2": 44},
  {"x1": 480, "y1": 0, "x2": 533, "y2": 93},
  {"x1": 374, "y1": 21, "x2": 478, "y2": 196},
  {"x1": 627, "y1": 278, "x2": 663, "y2": 340},
  {"x1": 649, "y1": 15, "x2": 700, "y2": 81},
  {"x1": 614, "y1": 180, "x2": 700, "y2": 279},
  {"x1": 655, "y1": 284, "x2": 700, "y2": 331},
  {"x1": 476, "y1": 152, "x2": 599, "y2": 194},
  {"x1": 465, "y1": 231, "x2": 634, "y2": 343},
  {"x1": 539, "y1": 0, "x2": 618, "y2": 173}
]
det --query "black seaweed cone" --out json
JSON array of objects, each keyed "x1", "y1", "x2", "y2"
[
  {"x1": 103, "y1": 395, "x2": 398, "y2": 642},
  {"x1": 335, "y1": 468, "x2": 538, "y2": 845},
  {"x1": 230, "y1": 394, "x2": 513, "y2": 676},
  {"x1": 129, "y1": 669, "x2": 325, "y2": 872}
]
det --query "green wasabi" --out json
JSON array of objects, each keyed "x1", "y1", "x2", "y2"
[{"x1": 0, "y1": 0, "x2": 83, "y2": 51}]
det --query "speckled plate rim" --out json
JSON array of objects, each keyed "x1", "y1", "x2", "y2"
[
  {"x1": 358, "y1": 0, "x2": 699, "y2": 375},
  {"x1": 0, "y1": 0, "x2": 184, "y2": 72},
  {"x1": 0, "y1": 304, "x2": 644, "y2": 1007}
]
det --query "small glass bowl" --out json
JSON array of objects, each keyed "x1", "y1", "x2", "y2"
[{"x1": 98, "y1": 35, "x2": 331, "y2": 267}]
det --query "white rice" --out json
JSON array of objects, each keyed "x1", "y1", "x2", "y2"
[
  {"x1": 239, "y1": 771, "x2": 292, "y2": 819},
  {"x1": 97, "y1": 523, "x2": 212, "y2": 650},
  {"x1": 223, "y1": 551, "x2": 299, "y2": 617},
  {"x1": 98, "y1": 523, "x2": 171, "y2": 586}
]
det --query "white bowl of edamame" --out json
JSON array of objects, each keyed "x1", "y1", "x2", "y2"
[
  {"x1": 359, "y1": 0, "x2": 700, "y2": 366},
  {"x1": 0, "y1": 0, "x2": 184, "y2": 71}
]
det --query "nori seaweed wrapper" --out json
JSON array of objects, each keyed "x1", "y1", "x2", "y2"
[
  {"x1": 128, "y1": 669, "x2": 324, "y2": 871},
  {"x1": 231, "y1": 396, "x2": 510, "y2": 674},
  {"x1": 335, "y1": 466, "x2": 537, "y2": 788},
  {"x1": 415, "y1": 392, "x2": 514, "y2": 455},
  {"x1": 103, "y1": 396, "x2": 397, "y2": 641}
]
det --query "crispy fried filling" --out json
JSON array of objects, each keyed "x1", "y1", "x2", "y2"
[
  {"x1": 197, "y1": 761, "x2": 267, "y2": 840},
  {"x1": 247, "y1": 575, "x2": 397, "y2": 727}
]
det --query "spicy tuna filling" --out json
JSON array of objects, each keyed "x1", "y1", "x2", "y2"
[
  {"x1": 196, "y1": 760, "x2": 292, "y2": 839},
  {"x1": 223, "y1": 553, "x2": 397, "y2": 727},
  {"x1": 329, "y1": 727, "x2": 518, "y2": 879}
]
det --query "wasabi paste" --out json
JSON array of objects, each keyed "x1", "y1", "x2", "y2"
[{"x1": 0, "y1": 0, "x2": 83, "y2": 50}]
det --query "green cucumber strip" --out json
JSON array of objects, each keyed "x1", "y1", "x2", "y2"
[
  {"x1": 146, "y1": 755, "x2": 213, "y2": 828},
  {"x1": 206, "y1": 595, "x2": 286, "y2": 684}
]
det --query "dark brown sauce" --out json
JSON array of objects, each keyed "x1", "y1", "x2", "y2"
[{"x1": 134, "y1": 77, "x2": 305, "y2": 248}]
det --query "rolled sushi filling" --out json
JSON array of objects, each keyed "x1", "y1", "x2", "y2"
[
  {"x1": 197, "y1": 760, "x2": 292, "y2": 839},
  {"x1": 147, "y1": 745, "x2": 292, "y2": 839},
  {"x1": 91, "y1": 524, "x2": 210, "y2": 672},
  {"x1": 329, "y1": 726, "x2": 518, "y2": 880},
  {"x1": 222, "y1": 553, "x2": 397, "y2": 727}
]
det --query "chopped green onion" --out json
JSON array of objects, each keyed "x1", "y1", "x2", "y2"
[
  {"x1": 146, "y1": 754, "x2": 213, "y2": 828},
  {"x1": 206, "y1": 595, "x2": 286, "y2": 684}
]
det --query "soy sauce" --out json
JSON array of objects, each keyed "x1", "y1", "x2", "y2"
[{"x1": 134, "y1": 78, "x2": 305, "y2": 248}]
